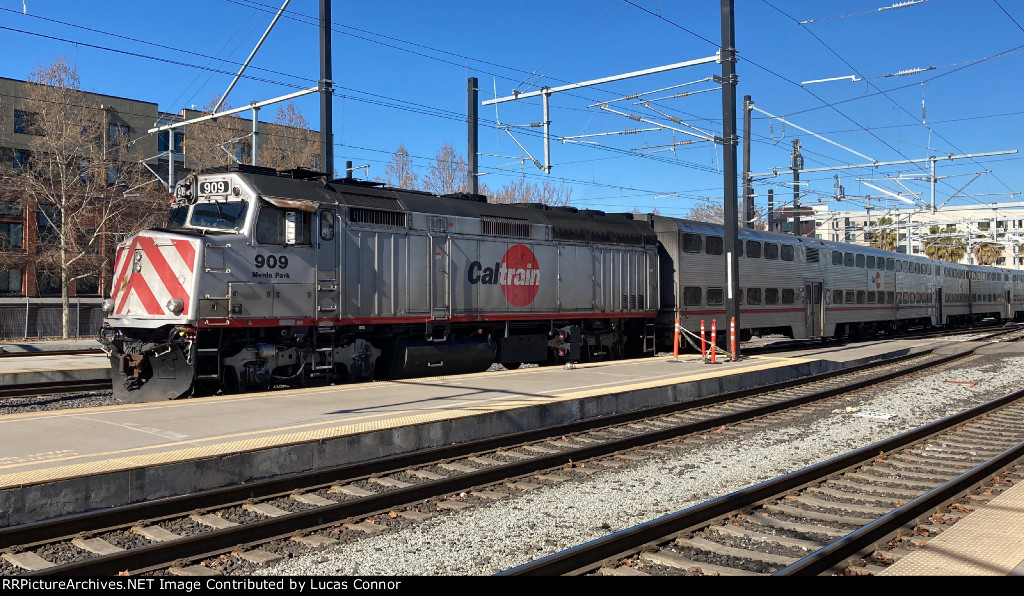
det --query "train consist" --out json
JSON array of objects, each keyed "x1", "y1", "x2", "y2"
[{"x1": 99, "y1": 164, "x2": 1024, "y2": 402}]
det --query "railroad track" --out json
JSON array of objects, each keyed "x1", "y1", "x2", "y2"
[
  {"x1": 0, "y1": 338, "x2": 1006, "y2": 577},
  {"x1": 499, "y1": 390, "x2": 1024, "y2": 576}
]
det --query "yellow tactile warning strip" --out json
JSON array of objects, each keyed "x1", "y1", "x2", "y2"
[
  {"x1": 879, "y1": 482, "x2": 1024, "y2": 576},
  {"x1": 0, "y1": 354, "x2": 814, "y2": 489}
]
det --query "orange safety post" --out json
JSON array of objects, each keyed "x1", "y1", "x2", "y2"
[
  {"x1": 700, "y1": 320, "x2": 706, "y2": 362},
  {"x1": 673, "y1": 314, "x2": 680, "y2": 361},
  {"x1": 710, "y1": 319, "x2": 717, "y2": 364},
  {"x1": 730, "y1": 316, "x2": 737, "y2": 361}
]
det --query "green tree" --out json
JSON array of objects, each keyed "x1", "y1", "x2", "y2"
[
  {"x1": 923, "y1": 225, "x2": 967, "y2": 262},
  {"x1": 868, "y1": 216, "x2": 897, "y2": 252},
  {"x1": 972, "y1": 240, "x2": 1003, "y2": 265}
]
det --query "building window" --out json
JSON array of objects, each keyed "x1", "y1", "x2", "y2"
[
  {"x1": 0, "y1": 268, "x2": 22, "y2": 294},
  {"x1": 14, "y1": 110, "x2": 44, "y2": 135},
  {"x1": 0, "y1": 221, "x2": 24, "y2": 249},
  {"x1": 13, "y1": 149, "x2": 31, "y2": 171},
  {"x1": 36, "y1": 269, "x2": 61, "y2": 296},
  {"x1": 158, "y1": 131, "x2": 184, "y2": 152},
  {"x1": 108, "y1": 123, "x2": 130, "y2": 144}
]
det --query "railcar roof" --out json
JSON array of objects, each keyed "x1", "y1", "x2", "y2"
[{"x1": 221, "y1": 165, "x2": 658, "y2": 246}]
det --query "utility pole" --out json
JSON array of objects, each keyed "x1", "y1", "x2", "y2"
[
  {"x1": 720, "y1": 0, "x2": 740, "y2": 359},
  {"x1": 791, "y1": 138, "x2": 802, "y2": 236},
  {"x1": 319, "y1": 0, "x2": 334, "y2": 178},
  {"x1": 742, "y1": 95, "x2": 752, "y2": 229}
]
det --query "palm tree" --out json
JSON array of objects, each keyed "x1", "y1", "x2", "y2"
[
  {"x1": 868, "y1": 216, "x2": 897, "y2": 252},
  {"x1": 923, "y1": 225, "x2": 967, "y2": 262},
  {"x1": 972, "y1": 241, "x2": 1003, "y2": 265}
]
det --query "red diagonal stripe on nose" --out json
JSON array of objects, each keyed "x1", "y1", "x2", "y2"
[
  {"x1": 113, "y1": 237, "x2": 141, "y2": 313},
  {"x1": 174, "y1": 239, "x2": 196, "y2": 273},
  {"x1": 138, "y1": 236, "x2": 191, "y2": 313}
]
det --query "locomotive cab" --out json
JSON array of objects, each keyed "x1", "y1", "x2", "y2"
[{"x1": 100, "y1": 169, "x2": 349, "y2": 402}]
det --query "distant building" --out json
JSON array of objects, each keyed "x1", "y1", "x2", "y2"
[{"x1": 801, "y1": 204, "x2": 1024, "y2": 268}]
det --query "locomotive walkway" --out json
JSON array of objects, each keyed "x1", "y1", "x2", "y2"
[{"x1": 1, "y1": 336, "x2": 1023, "y2": 575}]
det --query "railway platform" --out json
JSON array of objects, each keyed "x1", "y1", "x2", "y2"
[{"x1": 2, "y1": 335, "x2": 1024, "y2": 576}]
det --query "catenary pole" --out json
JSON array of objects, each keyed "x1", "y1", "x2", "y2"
[{"x1": 720, "y1": 0, "x2": 740, "y2": 360}]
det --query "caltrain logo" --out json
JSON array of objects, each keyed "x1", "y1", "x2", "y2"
[
  {"x1": 468, "y1": 244, "x2": 540, "y2": 307},
  {"x1": 873, "y1": 271, "x2": 882, "y2": 289}
]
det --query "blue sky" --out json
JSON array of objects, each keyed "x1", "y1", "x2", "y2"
[{"x1": 2, "y1": 0, "x2": 1023, "y2": 221}]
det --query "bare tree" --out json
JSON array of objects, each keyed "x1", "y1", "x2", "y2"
[
  {"x1": 181, "y1": 98, "x2": 252, "y2": 173},
  {"x1": 260, "y1": 101, "x2": 320, "y2": 172},
  {"x1": 9, "y1": 57, "x2": 165, "y2": 337},
  {"x1": 381, "y1": 144, "x2": 419, "y2": 189},
  {"x1": 422, "y1": 142, "x2": 468, "y2": 195},
  {"x1": 489, "y1": 178, "x2": 572, "y2": 206},
  {"x1": 685, "y1": 201, "x2": 766, "y2": 230}
]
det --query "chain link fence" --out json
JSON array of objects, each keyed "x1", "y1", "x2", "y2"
[{"x1": 0, "y1": 298, "x2": 104, "y2": 339}]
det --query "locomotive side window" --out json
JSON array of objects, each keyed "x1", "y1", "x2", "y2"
[
  {"x1": 746, "y1": 241, "x2": 761, "y2": 259},
  {"x1": 683, "y1": 286, "x2": 702, "y2": 306},
  {"x1": 855, "y1": 254, "x2": 865, "y2": 268},
  {"x1": 845, "y1": 291, "x2": 855, "y2": 304},
  {"x1": 746, "y1": 288, "x2": 761, "y2": 305},
  {"x1": 705, "y1": 236, "x2": 723, "y2": 255},
  {"x1": 765, "y1": 288, "x2": 779, "y2": 305},
  {"x1": 781, "y1": 244, "x2": 794, "y2": 261},
  {"x1": 866, "y1": 256, "x2": 875, "y2": 269},
  {"x1": 886, "y1": 258, "x2": 894, "y2": 270},
  {"x1": 764, "y1": 243, "x2": 778, "y2": 260},
  {"x1": 707, "y1": 287, "x2": 724, "y2": 306},
  {"x1": 844, "y1": 253, "x2": 854, "y2": 267},
  {"x1": 832, "y1": 251, "x2": 843, "y2": 266},
  {"x1": 781, "y1": 288, "x2": 795, "y2": 304},
  {"x1": 682, "y1": 233, "x2": 702, "y2": 253},
  {"x1": 832, "y1": 290, "x2": 843, "y2": 304},
  {"x1": 256, "y1": 205, "x2": 311, "y2": 245},
  {"x1": 319, "y1": 211, "x2": 335, "y2": 240}
]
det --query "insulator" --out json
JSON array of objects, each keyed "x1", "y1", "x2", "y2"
[{"x1": 628, "y1": 114, "x2": 642, "y2": 122}]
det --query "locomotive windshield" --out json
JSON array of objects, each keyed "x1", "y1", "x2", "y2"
[
  {"x1": 190, "y1": 200, "x2": 248, "y2": 230},
  {"x1": 163, "y1": 199, "x2": 250, "y2": 232}
]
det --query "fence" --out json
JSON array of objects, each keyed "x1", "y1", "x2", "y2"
[{"x1": 0, "y1": 297, "x2": 105, "y2": 339}]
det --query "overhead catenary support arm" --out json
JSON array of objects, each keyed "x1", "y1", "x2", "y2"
[
  {"x1": 482, "y1": 54, "x2": 719, "y2": 173},
  {"x1": 214, "y1": 0, "x2": 292, "y2": 114}
]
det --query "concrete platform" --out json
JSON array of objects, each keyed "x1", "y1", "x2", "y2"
[
  {"x1": 5, "y1": 336, "x2": 1024, "y2": 575},
  {"x1": 0, "y1": 337, "x2": 947, "y2": 528}
]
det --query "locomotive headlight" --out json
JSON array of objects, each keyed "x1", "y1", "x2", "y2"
[
  {"x1": 101, "y1": 299, "x2": 115, "y2": 314},
  {"x1": 166, "y1": 298, "x2": 185, "y2": 315}
]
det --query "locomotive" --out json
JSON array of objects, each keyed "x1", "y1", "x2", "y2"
[
  {"x1": 99, "y1": 164, "x2": 1024, "y2": 403},
  {"x1": 99, "y1": 164, "x2": 657, "y2": 402}
]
